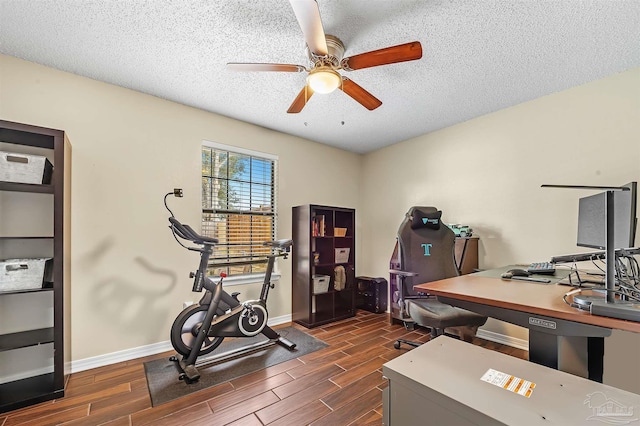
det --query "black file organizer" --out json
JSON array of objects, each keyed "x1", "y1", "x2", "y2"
[{"x1": 356, "y1": 276, "x2": 388, "y2": 314}]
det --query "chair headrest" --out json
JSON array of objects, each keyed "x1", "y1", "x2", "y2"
[{"x1": 410, "y1": 208, "x2": 442, "y2": 230}]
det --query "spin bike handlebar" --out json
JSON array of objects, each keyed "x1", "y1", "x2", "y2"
[
  {"x1": 169, "y1": 215, "x2": 292, "y2": 292},
  {"x1": 263, "y1": 239, "x2": 293, "y2": 252},
  {"x1": 169, "y1": 216, "x2": 292, "y2": 253},
  {"x1": 169, "y1": 216, "x2": 219, "y2": 246},
  {"x1": 168, "y1": 216, "x2": 219, "y2": 292},
  {"x1": 165, "y1": 190, "x2": 292, "y2": 294}
]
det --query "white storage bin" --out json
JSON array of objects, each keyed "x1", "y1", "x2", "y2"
[
  {"x1": 0, "y1": 258, "x2": 52, "y2": 292},
  {"x1": 335, "y1": 248, "x2": 351, "y2": 263},
  {"x1": 312, "y1": 274, "x2": 330, "y2": 294},
  {"x1": 0, "y1": 151, "x2": 53, "y2": 184}
]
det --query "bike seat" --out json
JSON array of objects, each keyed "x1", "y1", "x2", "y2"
[{"x1": 264, "y1": 239, "x2": 293, "y2": 250}]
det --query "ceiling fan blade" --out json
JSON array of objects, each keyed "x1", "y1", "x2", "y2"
[
  {"x1": 287, "y1": 86, "x2": 314, "y2": 113},
  {"x1": 339, "y1": 78, "x2": 382, "y2": 110},
  {"x1": 342, "y1": 41, "x2": 422, "y2": 71},
  {"x1": 290, "y1": 0, "x2": 328, "y2": 56},
  {"x1": 227, "y1": 63, "x2": 306, "y2": 73}
]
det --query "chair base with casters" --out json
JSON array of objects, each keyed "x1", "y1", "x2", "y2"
[{"x1": 393, "y1": 297, "x2": 487, "y2": 349}]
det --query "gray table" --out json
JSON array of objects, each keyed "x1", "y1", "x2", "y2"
[{"x1": 383, "y1": 336, "x2": 640, "y2": 425}]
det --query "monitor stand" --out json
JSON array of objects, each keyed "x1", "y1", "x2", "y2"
[
  {"x1": 573, "y1": 293, "x2": 606, "y2": 310},
  {"x1": 574, "y1": 292, "x2": 640, "y2": 322},
  {"x1": 603, "y1": 189, "x2": 616, "y2": 303},
  {"x1": 572, "y1": 190, "x2": 617, "y2": 309},
  {"x1": 542, "y1": 184, "x2": 630, "y2": 304},
  {"x1": 589, "y1": 299, "x2": 640, "y2": 322}
]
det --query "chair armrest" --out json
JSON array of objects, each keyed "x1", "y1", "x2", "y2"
[
  {"x1": 390, "y1": 269, "x2": 421, "y2": 320},
  {"x1": 389, "y1": 269, "x2": 418, "y2": 277}
]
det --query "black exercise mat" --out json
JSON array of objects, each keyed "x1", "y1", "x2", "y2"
[{"x1": 144, "y1": 326, "x2": 327, "y2": 406}]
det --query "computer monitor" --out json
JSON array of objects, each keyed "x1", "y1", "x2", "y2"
[{"x1": 576, "y1": 181, "x2": 637, "y2": 250}]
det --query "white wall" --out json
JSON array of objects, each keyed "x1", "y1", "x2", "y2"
[
  {"x1": 360, "y1": 68, "x2": 640, "y2": 392},
  {"x1": 0, "y1": 54, "x2": 362, "y2": 361}
]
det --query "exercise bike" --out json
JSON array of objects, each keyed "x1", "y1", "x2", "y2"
[{"x1": 164, "y1": 189, "x2": 296, "y2": 383}]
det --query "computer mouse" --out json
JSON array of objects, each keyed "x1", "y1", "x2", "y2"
[{"x1": 506, "y1": 268, "x2": 530, "y2": 277}]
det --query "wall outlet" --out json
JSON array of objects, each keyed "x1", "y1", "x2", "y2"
[{"x1": 183, "y1": 301, "x2": 194, "y2": 309}]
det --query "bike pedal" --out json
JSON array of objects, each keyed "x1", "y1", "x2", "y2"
[{"x1": 181, "y1": 365, "x2": 200, "y2": 383}]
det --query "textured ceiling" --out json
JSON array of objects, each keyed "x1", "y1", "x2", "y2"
[{"x1": 1, "y1": 1, "x2": 639, "y2": 153}]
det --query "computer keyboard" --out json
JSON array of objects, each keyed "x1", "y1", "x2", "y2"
[{"x1": 527, "y1": 262, "x2": 556, "y2": 275}]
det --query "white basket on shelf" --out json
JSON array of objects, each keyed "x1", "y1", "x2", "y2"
[
  {"x1": 312, "y1": 274, "x2": 330, "y2": 294},
  {"x1": 335, "y1": 248, "x2": 350, "y2": 263},
  {"x1": 0, "y1": 151, "x2": 53, "y2": 184},
  {"x1": 0, "y1": 258, "x2": 52, "y2": 292}
]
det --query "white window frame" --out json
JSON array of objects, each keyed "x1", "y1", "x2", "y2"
[{"x1": 201, "y1": 141, "x2": 279, "y2": 286}]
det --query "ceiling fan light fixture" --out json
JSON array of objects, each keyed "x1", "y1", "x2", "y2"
[{"x1": 307, "y1": 67, "x2": 341, "y2": 94}]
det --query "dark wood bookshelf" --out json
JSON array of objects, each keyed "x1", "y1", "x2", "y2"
[
  {"x1": 0, "y1": 236, "x2": 54, "y2": 239},
  {"x1": 0, "y1": 328, "x2": 54, "y2": 352},
  {"x1": 0, "y1": 181, "x2": 54, "y2": 194},
  {"x1": 0, "y1": 119, "x2": 69, "y2": 413},
  {"x1": 292, "y1": 204, "x2": 356, "y2": 328},
  {"x1": 0, "y1": 373, "x2": 62, "y2": 413},
  {"x1": 0, "y1": 287, "x2": 53, "y2": 296}
]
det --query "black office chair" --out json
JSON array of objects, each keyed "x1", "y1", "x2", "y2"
[{"x1": 390, "y1": 207, "x2": 487, "y2": 349}]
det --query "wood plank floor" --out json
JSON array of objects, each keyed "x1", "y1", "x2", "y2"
[{"x1": 0, "y1": 311, "x2": 526, "y2": 425}]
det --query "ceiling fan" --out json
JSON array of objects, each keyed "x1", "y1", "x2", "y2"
[{"x1": 227, "y1": 0, "x2": 423, "y2": 113}]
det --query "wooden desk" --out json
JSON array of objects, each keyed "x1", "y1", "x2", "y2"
[{"x1": 414, "y1": 267, "x2": 640, "y2": 382}]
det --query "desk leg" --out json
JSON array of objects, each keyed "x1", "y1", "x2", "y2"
[
  {"x1": 528, "y1": 330, "x2": 560, "y2": 370},
  {"x1": 587, "y1": 337, "x2": 604, "y2": 383},
  {"x1": 529, "y1": 331, "x2": 604, "y2": 382}
]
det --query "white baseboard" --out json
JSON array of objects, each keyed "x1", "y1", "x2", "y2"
[
  {"x1": 70, "y1": 313, "x2": 293, "y2": 373},
  {"x1": 265, "y1": 313, "x2": 292, "y2": 326},
  {"x1": 476, "y1": 328, "x2": 528, "y2": 351},
  {"x1": 69, "y1": 314, "x2": 524, "y2": 374},
  {"x1": 70, "y1": 340, "x2": 173, "y2": 374}
]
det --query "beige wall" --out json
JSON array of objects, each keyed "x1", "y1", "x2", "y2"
[
  {"x1": 0, "y1": 54, "x2": 362, "y2": 361},
  {"x1": 360, "y1": 68, "x2": 640, "y2": 392},
  {"x1": 2, "y1": 53, "x2": 639, "y2": 392}
]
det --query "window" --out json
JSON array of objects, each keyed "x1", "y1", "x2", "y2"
[{"x1": 201, "y1": 142, "x2": 277, "y2": 277}]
